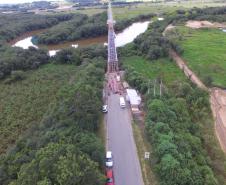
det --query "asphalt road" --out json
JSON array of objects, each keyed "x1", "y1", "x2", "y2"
[{"x1": 105, "y1": 93, "x2": 144, "y2": 185}]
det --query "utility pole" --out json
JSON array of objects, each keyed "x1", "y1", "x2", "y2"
[
  {"x1": 148, "y1": 79, "x2": 150, "y2": 94},
  {"x1": 160, "y1": 79, "x2": 162, "y2": 97},
  {"x1": 154, "y1": 79, "x2": 156, "y2": 96}
]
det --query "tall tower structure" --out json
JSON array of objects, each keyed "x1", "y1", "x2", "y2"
[{"x1": 107, "y1": 1, "x2": 118, "y2": 73}]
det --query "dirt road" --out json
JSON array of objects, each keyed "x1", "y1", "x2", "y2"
[
  {"x1": 169, "y1": 50, "x2": 208, "y2": 91},
  {"x1": 210, "y1": 88, "x2": 226, "y2": 153},
  {"x1": 170, "y1": 50, "x2": 226, "y2": 153}
]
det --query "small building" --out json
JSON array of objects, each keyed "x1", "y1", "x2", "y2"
[{"x1": 126, "y1": 89, "x2": 141, "y2": 112}]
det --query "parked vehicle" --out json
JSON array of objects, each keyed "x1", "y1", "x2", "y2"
[
  {"x1": 119, "y1": 96, "x2": 126, "y2": 108},
  {"x1": 106, "y1": 151, "x2": 113, "y2": 167},
  {"x1": 106, "y1": 169, "x2": 114, "y2": 185},
  {"x1": 116, "y1": 75, "x2": 120, "y2": 82},
  {"x1": 102, "y1": 105, "x2": 108, "y2": 113}
]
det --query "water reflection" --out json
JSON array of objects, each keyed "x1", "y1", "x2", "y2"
[
  {"x1": 115, "y1": 21, "x2": 149, "y2": 47},
  {"x1": 13, "y1": 37, "x2": 38, "y2": 49}
]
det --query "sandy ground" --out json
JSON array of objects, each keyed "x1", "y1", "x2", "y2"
[
  {"x1": 186, "y1": 20, "x2": 226, "y2": 29},
  {"x1": 170, "y1": 50, "x2": 226, "y2": 153},
  {"x1": 162, "y1": 24, "x2": 175, "y2": 36},
  {"x1": 210, "y1": 88, "x2": 226, "y2": 153}
]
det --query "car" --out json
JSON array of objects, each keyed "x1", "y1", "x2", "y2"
[
  {"x1": 106, "y1": 169, "x2": 114, "y2": 185},
  {"x1": 105, "y1": 151, "x2": 113, "y2": 168},
  {"x1": 102, "y1": 105, "x2": 108, "y2": 113}
]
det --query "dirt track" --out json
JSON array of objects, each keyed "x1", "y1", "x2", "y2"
[
  {"x1": 170, "y1": 50, "x2": 208, "y2": 91},
  {"x1": 170, "y1": 50, "x2": 226, "y2": 153}
]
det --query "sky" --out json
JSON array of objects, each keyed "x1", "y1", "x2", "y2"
[{"x1": 0, "y1": 0, "x2": 63, "y2": 4}]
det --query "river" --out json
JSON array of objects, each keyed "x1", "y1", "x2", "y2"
[{"x1": 11, "y1": 21, "x2": 150, "y2": 56}]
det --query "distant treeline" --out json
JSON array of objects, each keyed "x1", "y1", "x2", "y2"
[
  {"x1": 0, "y1": 45, "x2": 107, "y2": 185},
  {"x1": 34, "y1": 12, "x2": 155, "y2": 45},
  {"x1": 0, "y1": 13, "x2": 75, "y2": 43}
]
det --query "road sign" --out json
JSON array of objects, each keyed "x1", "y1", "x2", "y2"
[{"x1": 144, "y1": 152, "x2": 150, "y2": 159}]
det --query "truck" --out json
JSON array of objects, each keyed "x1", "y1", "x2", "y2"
[{"x1": 119, "y1": 96, "x2": 126, "y2": 108}]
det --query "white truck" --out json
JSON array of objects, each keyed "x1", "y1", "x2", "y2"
[{"x1": 119, "y1": 96, "x2": 126, "y2": 108}]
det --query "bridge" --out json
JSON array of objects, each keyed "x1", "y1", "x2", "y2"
[{"x1": 107, "y1": 1, "x2": 118, "y2": 73}]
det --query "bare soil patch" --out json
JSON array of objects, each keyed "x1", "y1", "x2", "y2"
[
  {"x1": 186, "y1": 20, "x2": 226, "y2": 29},
  {"x1": 163, "y1": 24, "x2": 175, "y2": 36},
  {"x1": 210, "y1": 88, "x2": 226, "y2": 153}
]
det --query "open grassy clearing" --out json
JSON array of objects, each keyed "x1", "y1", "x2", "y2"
[
  {"x1": 172, "y1": 26, "x2": 226, "y2": 87},
  {"x1": 74, "y1": 4, "x2": 179, "y2": 20},
  {"x1": 0, "y1": 64, "x2": 77, "y2": 154},
  {"x1": 122, "y1": 56, "x2": 186, "y2": 85}
]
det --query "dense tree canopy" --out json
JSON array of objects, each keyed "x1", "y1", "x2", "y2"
[
  {"x1": 0, "y1": 52, "x2": 106, "y2": 185},
  {"x1": 0, "y1": 46, "x2": 49, "y2": 79},
  {"x1": 0, "y1": 13, "x2": 74, "y2": 42}
]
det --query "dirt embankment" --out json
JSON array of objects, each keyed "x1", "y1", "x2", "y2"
[
  {"x1": 163, "y1": 24, "x2": 175, "y2": 36},
  {"x1": 169, "y1": 50, "x2": 208, "y2": 91},
  {"x1": 186, "y1": 20, "x2": 226, "y2": 29},
  {"x1": 170, "y1": 50, "x2": 226, "y2": 153},
  {"x1": 210, "y1": 88, "x2": 226, "y2": 153}
]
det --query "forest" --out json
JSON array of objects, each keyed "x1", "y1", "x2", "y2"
[
  {"x1": 0, "y1": 13, "x2": 74, "y2": 43},
  {"x1": 0, "y1": 45, "x2": 107, "y2": 185},
  {"x1": 0, "y1": 46, "x2": 49, "y2": 79}
]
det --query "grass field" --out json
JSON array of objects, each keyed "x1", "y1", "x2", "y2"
[
  {"x1": 174, "y1": 27, "x2": 226, "y2": 87},
  {"x1": 122, "y1": 56, "x2": 186, "y2": 85},
  {"x1": 74, "y1": 1, "x2": 226, "y2": 20},
  {"x1": 0, "y1": 64, "x2": 77, "y2": 154}
]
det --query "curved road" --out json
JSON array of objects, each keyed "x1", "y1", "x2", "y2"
[{"x1": 105, "y1": 93, "x2": 144, "y2": 185}]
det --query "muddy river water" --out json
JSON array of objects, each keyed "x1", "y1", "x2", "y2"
[{"x1": 11, "y1": 21, "x2": 150, "y2": 56}]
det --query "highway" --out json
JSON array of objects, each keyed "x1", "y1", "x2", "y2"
[
  {"x1": 105, "y1": 93, "x2": 144, "y2": 185},
  {"x1": 105, "y1": 2, "x2": 144, "y2": 185}
]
